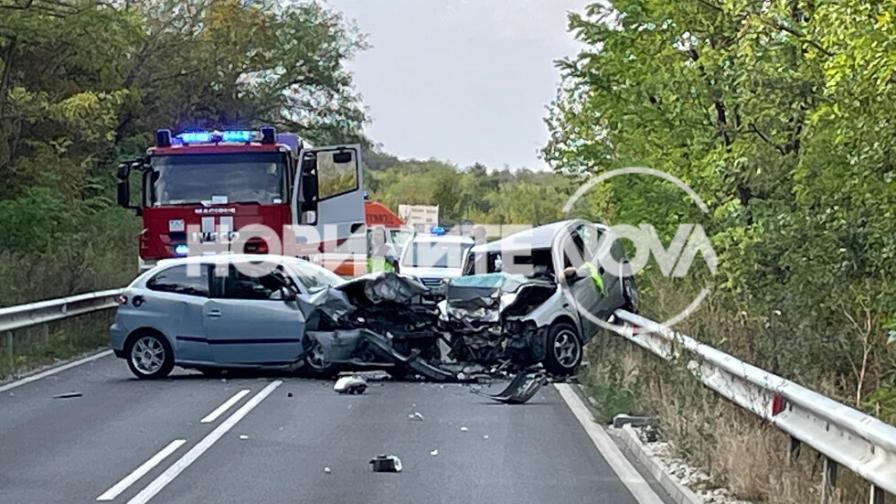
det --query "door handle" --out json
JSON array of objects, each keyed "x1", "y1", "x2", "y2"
[{"x1": 207, "y1": 309, "x2": 222, "y2": 318}]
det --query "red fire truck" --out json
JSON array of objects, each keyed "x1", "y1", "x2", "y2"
[{"x1": 116, "y1": 127, "x2": 365, "y2": 271}]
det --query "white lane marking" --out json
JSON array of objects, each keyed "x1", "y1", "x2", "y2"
[
  {"x1": 554, "y1": 383, "x2": 665, "y2": 504},
  {"x1": 200, "y1": 389, "x2": 250, "y2": 423},
  {"x1": 0, "y1": 350, "x2": 113, "y2": 393},
  {"x1": 127, "y1": 380, "x2": 282, "y2": 504},
  {"x1": 96, "y1": 439, "x2": 186, "y2": 501}
]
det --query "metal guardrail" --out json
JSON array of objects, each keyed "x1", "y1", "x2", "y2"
[
  {"x1": 613, "y1": 309, "x2": 895, "y2": 503},
  {"x1": 0, "y1": 289, "x2": 122, "y2": 333},
  {"x1": 1, "y1": 291, "x2": 892, "y2": 500}
]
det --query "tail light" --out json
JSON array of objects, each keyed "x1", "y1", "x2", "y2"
[
  {"x1": 115, "y1": 294, "x2": 128, "y2": 305},
  {"x1": 245, "y1": 237, "x2": 269, "y2": 254}
]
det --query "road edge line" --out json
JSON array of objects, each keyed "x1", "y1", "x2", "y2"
[
  {"x1": 126, "y1": 380, "x2": 282, "y2": 504},
  {"x1": 554, "y1": 383, "x2": 665, "y2": 504},
  {"x1": 96, "y1": 439, "x2": 186, "y2": 501},
  {"x1": 0, "y1": 349, "x2": 114, "y2": 393}
]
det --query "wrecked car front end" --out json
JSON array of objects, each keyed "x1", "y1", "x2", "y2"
[{"x1": 439, "y1": 273, "x2": 559, "y2": 369}]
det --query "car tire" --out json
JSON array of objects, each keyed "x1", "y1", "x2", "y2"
[
  {"x1": 543, "y1": 322, "x2": 583, "y2": 376},
  {"x1": 125, "y1": 331, "x2": 174, "y2": 380},
  {"x1": 303, "y1": 339, "x2": 340, "y2": 378}
]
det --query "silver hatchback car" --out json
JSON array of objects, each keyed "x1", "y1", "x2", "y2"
[{"x1": 109, "y1": 254, "x2": 344, "y2": 379}]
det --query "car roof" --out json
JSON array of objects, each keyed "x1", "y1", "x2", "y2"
[
  {"x1": 410, "y1": 235, "x2": 475, "y2": 244},
  {"x1": 469, "y1": 219, "x2": 584, "y2": 254},
  {"x1": 155, "y1": 254, "x2": 310, "y2": 268}
]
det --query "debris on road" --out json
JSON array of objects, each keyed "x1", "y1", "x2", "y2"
[
  {"x1": 239, "y1": 434, "x2": 249, "y2": 440},
  {"x1": 460, "y1": 426, "x2": 469, "y2": 432},
  {"x1": 430, "y1": 449, "x2": 439, "y2": 456},
  {"x1": 323, "y1": 467, "x2": 332, "y2": 474},
  {"x1": 483, "y1": 435, "x2": 489, "y2": 439},
  {"x1": 477, "y1": 371, "x2": 548, "y2": 404},
  {"x1": 334, "y1": 375, "x2": 368, "y2": 394},
  {"x1": 370, "y1": 454, "x2": 403, "y2": 473},
  {"x1": 408, "y1": 412, "x2": 424, "y2": 421},
  {"x1": 52, "y1": 391, "x2": 82, "y2": 399},
  {"x1": 287, "y1": 392, "x2": 293, "y2": 398}
]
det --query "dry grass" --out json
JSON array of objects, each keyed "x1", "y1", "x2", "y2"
[{"x1": 583, "y1": 289, "x2": 877, "y2": 504}]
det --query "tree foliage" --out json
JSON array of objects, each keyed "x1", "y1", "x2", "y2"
[
  {"x1": 545, "y1": 0, "x2": 896, "y2": 418},
  {"x1": 0, "y1": 0, "x2": 367, "y2": 302}
]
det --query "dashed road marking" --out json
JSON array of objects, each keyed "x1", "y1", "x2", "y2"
[
  {"x1": 96, "y1": 439, "x2": 186, "y2": 501},
  {"x1": 126, "y1": 380, "x2": 282, "y2": 504},
  {"x1": 200, "y1": 389, "x2": 250, "y2": 423}
]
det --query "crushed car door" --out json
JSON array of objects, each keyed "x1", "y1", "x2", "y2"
[
  {"x1": 202, "y1": 264, "x2": 306, "y2": 365},
  {"x1": 292, "y1": 145, "x2": 365, "y2": 249}
]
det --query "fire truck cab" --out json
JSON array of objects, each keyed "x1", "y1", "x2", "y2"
[{"x1": 116, "y1": 127, "x2": 365, "y2": 271}]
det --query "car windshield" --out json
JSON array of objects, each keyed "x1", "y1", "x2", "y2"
[
  {"x1": 284, "y1": 260, "x2": 345, "y2": 291},
  {"x1": 150, "y1": 152, "x2": 287, "y2": 205},
  {"x1": 405, "y1": 241, "x2": 471, "y2": 268}
]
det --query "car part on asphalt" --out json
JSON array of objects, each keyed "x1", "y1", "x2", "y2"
[
  {"x1": 52, "y1": 391, "x2": 83, "y2": 399},
  {"x1": 333, "y1": 375, "x2": 368, "y2": 394},
  {"x1": 477, "y1": 370, "x2": 549, "y2": 404},
  {"x1": 370, "y1": 454, "x2": 402, "y2": 472}
]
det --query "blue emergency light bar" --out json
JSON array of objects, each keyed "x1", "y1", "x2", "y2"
[
  {"x1": 173, "y1": 130, "x2": 258, "y2": 145},
  {"x1": 431, "y1": 226, "x2": 446, "y2": 236}
]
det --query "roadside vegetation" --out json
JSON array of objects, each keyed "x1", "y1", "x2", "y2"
[
  {"x1": 546, "y1": 2, "x2": 896, "y2": 502},
  {"x1": 1, "y1": 2, "x2": 893, "y2": 500}
]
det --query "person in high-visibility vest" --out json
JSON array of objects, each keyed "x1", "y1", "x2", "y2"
[
  {"x1": 367, "y1": 226, "x2": 399, "y2": 273},
  {"x1": 584, "y1": 261, "x2": 605, "y2": 295}
]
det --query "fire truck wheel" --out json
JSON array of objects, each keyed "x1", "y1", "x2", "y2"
[{"x1": 125, "y1": 330, "x2": 174, "y2": 379}]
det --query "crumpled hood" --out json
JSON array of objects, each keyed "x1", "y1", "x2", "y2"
[{"x1": 441, "y1": 273, "x2": 555, "y2": 323}]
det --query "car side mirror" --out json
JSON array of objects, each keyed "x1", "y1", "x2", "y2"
[{"x1": 281, "y1": 287, "x2": 297, "y2": 302}]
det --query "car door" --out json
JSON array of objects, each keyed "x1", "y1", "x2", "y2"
[
  {"x1": 202, "y1": 263, "x2": 306, "y2": 365},
  {"x1": 143, "y1": 263, "x2": 213, "y2": 363},
  {"x1": 554, "y1": 222, "x2": 616, "y2": 340},
  {"x1": 292, "y1": 145, "x2": 365, "y2": 244}
]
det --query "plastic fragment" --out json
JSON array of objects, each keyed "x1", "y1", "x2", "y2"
[
  {"x1": 53, "y1": 391, "x2": 82, "y2": 399},
  {"x1": 460, "y1": 426, "x2": 468, "y2": 432},
  {"x1": 334, "y1": 375, "x2": 368, "y2": 394},
  {"x1": 408, "y1": 412, "x2": 424, "y2": 421},
  {"x1": 430, "y1": 449, "x2": 439, "y2": 456}
]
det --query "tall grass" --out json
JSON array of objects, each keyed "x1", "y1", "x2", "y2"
[{"x1": 581, "y1": 274, "x2": 891, "y2": 503}]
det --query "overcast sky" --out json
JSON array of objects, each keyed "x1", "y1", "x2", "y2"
[{"x1": 326, "y1": 0, "x2": 589, "y2": 171}]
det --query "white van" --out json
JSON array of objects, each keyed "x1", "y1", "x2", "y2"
[{"x1": 399, "y1": 232, "x2": 475, "y2": 289}]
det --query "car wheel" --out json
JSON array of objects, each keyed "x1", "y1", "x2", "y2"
[
  {"x1": 126, "y1": 331, "x2": 174, "y2": 379},
  {"x1": 303, "y1": 339, "x2": 339, "y2": 378},
  {"x1": 543, "y1": 322, "x2": 583, "y2": 376},
  {"x1": 622, "y1": 275, "x2": 640, "y2": 313}
]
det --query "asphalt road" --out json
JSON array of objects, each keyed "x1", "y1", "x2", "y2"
[{"x1": 0, "y1": 354, "x2": 667, "y2": 504}]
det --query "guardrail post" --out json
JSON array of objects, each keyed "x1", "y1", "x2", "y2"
[
  {"x1": 870, "y1": 485, "x2": 885, "y2": 504},
  {"x1": 821, "y1": 456, "x2": 838, "y2": 504},
  {"x1": 787, "y1": 435, "x2": 801, "y2": 465},
  {"x1": 5, "y1": 331, "x2": 12, "y2": 375}
]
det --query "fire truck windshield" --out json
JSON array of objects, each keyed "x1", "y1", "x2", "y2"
[{"x1": 150, "y1": 152, "x2": 287, "y2": 206}]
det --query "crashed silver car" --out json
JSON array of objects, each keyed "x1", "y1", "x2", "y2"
[
  {"x1": 305, "y1": 220, "x2": 639, "y2": 380},
  {"x1": 442, "y1": 219, "x2": 639, "y2": 375}
]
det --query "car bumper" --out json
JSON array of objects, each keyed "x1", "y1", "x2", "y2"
[{"x1": 109, "y1": 321, "x2": 128, "y2": 354}]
